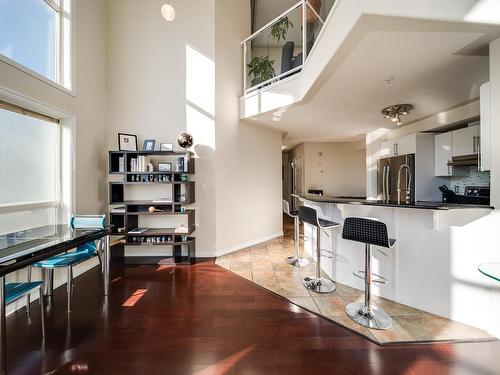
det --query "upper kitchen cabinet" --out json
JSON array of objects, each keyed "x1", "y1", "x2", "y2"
[
  {"x1": 451, "y1": 125, "x2": 479, "y2": 157},
  {"x1": 434, "y1": 132, "x2": 469, "y2": 177},
  {"x1": 480, "y1": 82, "x2": 491, "y2": 171},
  {"x1": 380, "y1": 134, "x2": 416, "y2": 158}
]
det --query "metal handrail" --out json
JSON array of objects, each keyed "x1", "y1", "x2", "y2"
[{"x1": 242, "y1": 0, "x2": 329, "y2": 93}]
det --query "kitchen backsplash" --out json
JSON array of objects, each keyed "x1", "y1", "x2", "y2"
[{"x1": 451, "y1": 167, "x2": 490, "y2": 195}]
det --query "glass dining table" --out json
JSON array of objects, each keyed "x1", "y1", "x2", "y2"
[
  {"x1": 0, "y1": 225, "x2": 112, "y2": 375},
  {"x1": 478, "y1": 263, "x2": 500, "y2": 283}
]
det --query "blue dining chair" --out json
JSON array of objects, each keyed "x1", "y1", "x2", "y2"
[
  {"x1": 5, "y1": 276, "x2": 45, "y2": 337},
  {"x1": 30, "y1": 215, "x2": 106, "y2": 314}
]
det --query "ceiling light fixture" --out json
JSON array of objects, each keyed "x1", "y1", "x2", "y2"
[
  {"x1": 381, "y1": 104, "x2": 413, "y2": 126},
  {"x1": 161, "y1": 1, "x2": 175, "y2": 21}
]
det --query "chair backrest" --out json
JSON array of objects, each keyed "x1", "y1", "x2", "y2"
[
  {"x1": 282, "y1": 199, "x2": 291, "y2": 215},
  {"x1": 70, "y1": 215, "x2": 106, "y2": 229},
  {"x1": 281, "y1": 41, "x2": 295, "y2": 73},
  {"x1": 342, "y1": 217, "x2": 392, "y2": 248},
  {"x1": 298, "y1": 206, "x2": 319, "y2": 227}
]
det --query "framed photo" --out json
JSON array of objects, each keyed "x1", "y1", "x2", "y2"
[
  {"x1": 158, "y1": 162, "x2": 172, "y2": 172},
  {"x1": 118, "y1": 133, "x2": 138, "y2": 151},
  {"x1": 143, "y1": 139, "x2": 156, "y2": 152},
  {"x1": 160, "y1": 143, "x2": 173, "y2": 152}
]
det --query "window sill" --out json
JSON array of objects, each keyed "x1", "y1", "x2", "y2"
[{"x1": 0, "y1": 55, "x2": 75, "y2": 98}]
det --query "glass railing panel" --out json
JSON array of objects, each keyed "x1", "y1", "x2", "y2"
[
  {"x1": 244, "y1": 4, "x2": 304, "y2": 91},
  {"x1": 304, "y1": 2, "x2": 324, "y2": 57},
  {"x1": 315, "y1": 0, "x2": 336, "y2": 21}
]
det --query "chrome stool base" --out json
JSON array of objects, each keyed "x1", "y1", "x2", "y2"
[
  {"x1": 303, "y1": 276, "x2": 336, "y2": 293},
  {"x1": 345, "y1": 302, "x2": 392, "y2": 330},
  {"x1": 286, "y1": 256, "x2": 310, "y2": 267}
]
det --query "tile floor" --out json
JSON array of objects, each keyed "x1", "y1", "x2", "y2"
[{"x1": 215, "y1": 216, "x2": 494, "y2": 345}]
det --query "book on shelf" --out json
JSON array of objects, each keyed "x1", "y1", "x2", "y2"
[
  {"x1": 129, "y1": 227, "x2": 148, "y2": 234},
  {"x1": 175, "y1": 224, "x2": 189, "y2": 234},
  {"x1": 176, "y1": 156, "x2": 188, "y2": 172},
  {"x1": 118, "y1": 156, "x2": 125, "y2": 172},
  {"x1": 129, "y1": 156, "x2": 152, "y2": 172},
  {"x1": 153, "y1": 198, "x2": 172, "y2": 203}
]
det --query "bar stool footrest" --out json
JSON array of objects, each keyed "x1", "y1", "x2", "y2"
[{"x1": 352, "y1": 271, "x2": 387, "y2": 284}]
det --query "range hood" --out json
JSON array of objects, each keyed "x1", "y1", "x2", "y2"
[{"x1": 447, "y1": 154, "x2": 478, "y2": 167}]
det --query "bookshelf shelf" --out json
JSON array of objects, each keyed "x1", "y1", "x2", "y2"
[{"x1": 108, "y1": 150, "x2": 196, "y2": 265}]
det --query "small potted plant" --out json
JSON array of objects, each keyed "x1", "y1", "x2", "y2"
[
  {"x1": 247, "y1": 56, "x2": 276, "y2": 86},
  {"x1": 270, "y1": 16, "x2": 294, "y2": 42}
]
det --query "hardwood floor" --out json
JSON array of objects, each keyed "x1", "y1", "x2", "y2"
[{"x1": 6, "y1": 261, "x2": 500, "y2": 374}]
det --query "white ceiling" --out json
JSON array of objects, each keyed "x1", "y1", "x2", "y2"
[{"x1": 246, "y1": 18, "x2": 497, "y2": 146}]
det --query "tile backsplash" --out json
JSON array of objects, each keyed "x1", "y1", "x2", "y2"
[{"x1": 451, "y1": 167, "x2": 490, "y2": 195}]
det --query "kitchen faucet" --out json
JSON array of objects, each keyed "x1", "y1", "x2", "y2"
[{"x1": 397, "y1": 164, "x2": 412, "y2": 204}]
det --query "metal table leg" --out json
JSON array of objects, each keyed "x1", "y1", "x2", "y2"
[
  {"x1": 0, "y1": 276, "x2": 6, "y2": 375},
  {"x1": 103, "y1": 235, "x2": 110, "y2": 296},
  {"x1": 42, "y1": 269, "x2": 54, "y2": 297}
]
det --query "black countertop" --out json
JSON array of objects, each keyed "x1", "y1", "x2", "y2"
[{"x1": 298, "y1": 195, "x2": 494, "y2": 210}]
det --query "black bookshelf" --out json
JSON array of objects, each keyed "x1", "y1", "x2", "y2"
[{"x1": 108, "y1": 150, "x2": 196, "y2": 265}]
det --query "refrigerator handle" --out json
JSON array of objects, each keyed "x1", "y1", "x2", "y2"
[
  {"x1": 385, "y1": 166, "x2": 390, "y2": 201},
  {"x1": 382, "y1": 166, "x2": 387, "y2": 201}
]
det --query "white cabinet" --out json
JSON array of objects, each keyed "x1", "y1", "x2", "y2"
[
  {"x1": 452, "y1": 125, "x2": 479, "y2": 157},
  {"x1": 480, "y1": 82, "x2": 491, "y2": 171},
  {"x1": 396, "y1": 134, "x2": 416, "y2": 156},
  {"x1": 434, "y1": 132, "x2": 452, "y2": 176},
  {"x1": 379, "y1": 134, "x2": 416, "y2": 158}
]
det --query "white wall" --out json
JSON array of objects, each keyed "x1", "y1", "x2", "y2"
[
  {"x1": 0, "y1": 0, "x2": 108, "y2": 312},
  {"x1": 303, "y1": 141, "x2": 366, "y2": 197},
  {"x1": 106, "y1": 0, "x2": 283, "y2": 256},
  {"x1": 215, "y1": 0, "x2": 283, "y2": 254}
]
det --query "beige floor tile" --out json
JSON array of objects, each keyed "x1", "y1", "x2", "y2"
[
  {"x1": 369, "y1": 318, "x2": 414, "y2": 343},
  {"x1": 373, "y1": 296, "x2": 422, "y2": 316},
  {"x1": 289, "y1": 297, "x2": 321, "y2": 314},
  {"x1": 313, "y1": 294, "x2": 345, "y2": 316},
  {"x1": 277, "y1": 281, "x2": 311, "y2": 298},
  {"x1": 230, "y1": 261, "x2": 252, "y2": 272},
  {"x1": 215, "y1": 258, "x2": 231, "y2": 269},
  {"x1": 232, "y1": 269, "x2": 252, "y2": 281},
  {"x1": 252, "y1": 262, "x2": 274, "y2": 272},
  {"x1": 334, "y1": 283, "x2": 364, "y2": 301},
  {"x1": 252, "y1": 270, "x2": 278, "y2": 284},
  {"x1": 251, "y1": 242, "x2": 267, "y2": 251},
  {"x1": 275, "y1": 270, "x2": 302, "y2": 284},
  {"x1": 273, "y1": 262, "x2": 297, "y2": 271}
]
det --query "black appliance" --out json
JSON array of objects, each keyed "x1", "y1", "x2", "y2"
[{"x1": 439, "y1": 185, "x2": 490, "y2": 205}]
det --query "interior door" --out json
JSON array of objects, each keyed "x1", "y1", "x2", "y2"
[{"x1": 292, "y1": 156, "x2": 303, "y2": 211}]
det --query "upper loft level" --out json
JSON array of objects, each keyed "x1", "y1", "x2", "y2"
[
  {"x1": 242, "y1": 0, "x2": 337, "y2": 95},
  {"x1": 240, "y1": 0, "x2": 500, "y2": 141}
]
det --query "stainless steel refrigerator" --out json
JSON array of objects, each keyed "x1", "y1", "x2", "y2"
[{"x1": 378, "y1": 154, "x2": 415, "y2": 203}]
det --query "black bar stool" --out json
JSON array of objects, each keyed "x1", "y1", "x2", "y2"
[
  {"x1": 282, "y1": 200, "x2": 309, "y2": 267},
  {"x1": 342, "y1": 217, "x2": 396, "y2": 330},
  {"x1": 299, "y1": 206, "x2": 340, "y2": 293}
]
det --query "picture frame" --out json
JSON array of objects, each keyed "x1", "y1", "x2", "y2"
[
  {"x1": 118, "y1": 133, "x2": 138, "y2": 151},
  {"x1": 158, "y1": 162, "x2": 172, "y2": 172},
  {"x1": 160, "y1": 143, "x2": 173, "y2": 152},
  {"x1": 143, "y1": 139, "x2": 156, "y2": 152}
]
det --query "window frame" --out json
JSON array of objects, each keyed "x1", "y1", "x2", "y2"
[
  {"x1": 0, "y1": 0, "x2": 75, "y2": 96},
  {"x1": 0, "y1": 101, "x2": 62, "y2": 216}
]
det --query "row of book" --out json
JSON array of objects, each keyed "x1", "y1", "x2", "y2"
[{"x1": 130, "y1": 156, "x2": 152, "y2": 172}]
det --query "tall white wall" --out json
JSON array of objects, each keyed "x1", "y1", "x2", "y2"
[
  {"x1": 106, "y1": 0, "x2": 283, "y2": 256},
  {"x1": 215, "y1": 0, "x2": 283, "y2": 254}
]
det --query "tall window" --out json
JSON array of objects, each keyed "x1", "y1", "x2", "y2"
[
  {"x1": 0, "y1": 103, "x2": 61, "y2": 234},
  {"x1": 0, "y1": 0, "x2": 72, "y2": 90}
]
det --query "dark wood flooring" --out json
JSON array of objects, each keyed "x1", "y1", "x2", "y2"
[{"x1": 6, "y1": 260, "x2": 500, "y2": 374}]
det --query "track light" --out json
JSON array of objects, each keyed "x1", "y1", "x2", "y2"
[{"x1": 381, "y1": 104, "x2": 413, "y2": 126}]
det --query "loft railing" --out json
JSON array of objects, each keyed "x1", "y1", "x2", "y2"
[{"x1": 241, "y1": 0, "x2": 336, "y2": 95}]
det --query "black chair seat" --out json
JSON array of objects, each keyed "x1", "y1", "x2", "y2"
[
  {"x1": 318, "y1": 218, "x2": 339, "y2": 229},
  {"x1": 289, "y1": 210, "x2": 298, "y2": 217}
]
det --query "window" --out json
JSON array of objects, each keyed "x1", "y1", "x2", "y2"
[
  {"x1": 0, "y1": 0, "x2": 72, "y2": 90},
  {"x1": 0, "y1": 102, "x2": 62, "y2": 234}
]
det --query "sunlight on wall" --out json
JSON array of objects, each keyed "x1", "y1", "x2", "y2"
[
  {"x1": 185, "y1": 45, "x2": 216, "y2": 151},
  {"x1": 186, "y1": 45, "x2": 215, "y2": 117},
  {"x1": 464, "y1": 0, "x2": 500, "y2": 23},
  {"x1": 260, "y1": 91, "x2": 293, "y2": 114}
]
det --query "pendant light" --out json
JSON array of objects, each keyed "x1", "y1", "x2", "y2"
[{"x1": 161, "y1": 1, "x2": 175, "y2": 21}]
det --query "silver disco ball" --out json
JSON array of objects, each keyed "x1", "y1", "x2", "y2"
[{"x1": 177, "y1": 132, "x2": 193, "y2": 149}]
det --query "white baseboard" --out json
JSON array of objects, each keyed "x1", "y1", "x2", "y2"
[
  {"x1": 6, "y1": 257, "x2": 100, "y2": 316},
  {"x1": 215, "y1": 232, "x2": 283, "y2": 257}
]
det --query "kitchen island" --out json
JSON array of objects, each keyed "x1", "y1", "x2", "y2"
[{"x1": 299, "y1": 194, "x2": 496, "y2": 334}]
